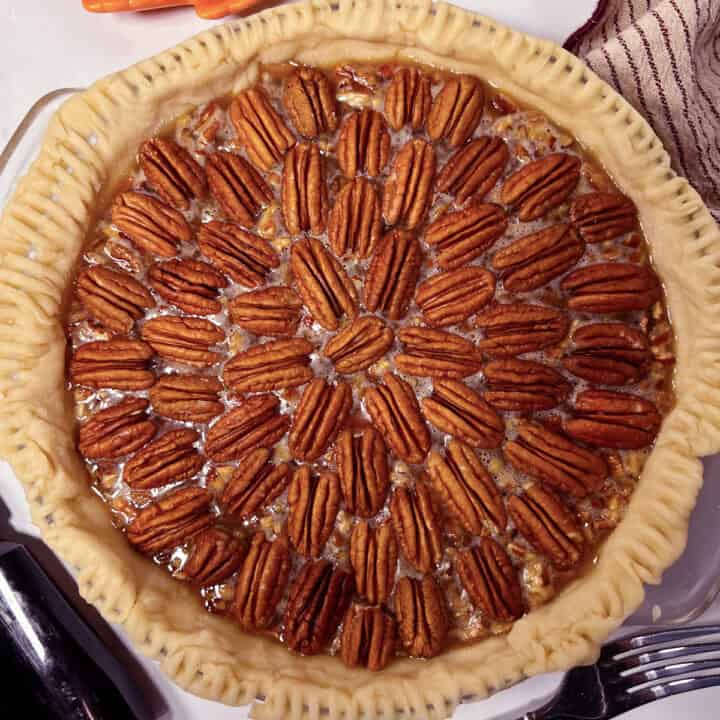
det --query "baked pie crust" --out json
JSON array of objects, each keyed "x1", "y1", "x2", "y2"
[{"x1": 2, "y1": 1, "x2": 720, "y2": 718}]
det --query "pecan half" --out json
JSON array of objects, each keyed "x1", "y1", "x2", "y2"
[
  {"x1": 124, "y1": 428, "x2": 204, "y2": 490},
  {"x1": 229, "y1": 286, "x2": 303, "y2": 337},
  {"x1": 484, "y1": 358, "x2": 570, "y2": 411},
  {"x1": 492, "y1": 224, "x2": 584, "y2": 292},
  {"x1": 289, "y1": 378, "x2": 352, "y2": 461},
  {"x1": 564, "y1": 389, "x2": 661, "y2": 449},
  {"x1": 364, "y1": 229, "x2": 422, "y2": 320},
  {"x1": 425, "y1": 203, "x2": 508, "y2": 270},
  {"x1": 504, "y1": 420, "x2": 608, "y2": 497},
  {"x1": 324, "y1": 316, "x2": 394, "y2": 374},
  {"x1": 349, "y1": 521, "x2": 397, "y2": 604},
  {"x1": 455, "y1": 539, "x2": 524, "y2": 622},
  {"x1": 436, "y1": 137, "x2": 510, "y2": 204},
  {"x1": 291, "y1": 237, "x2": 357, "y2": 330},
  {"x1": 206, "y1": 151, "x2": 273, "y2": 226},
  {"x1": 427, "y1": 440, "x2": 506, "y2": 533},
  {"x1": 148, "y1": 258, "x2": 227, "y2": 315},
  {"x1": 427, "y1": 74, "x2": 484, "y2": 147},
  {"x1": 281, "y1": 142, "x2": 328, "y2": 235},
  {"x1": 395, "y1": 575, "x2": 448, "y2": 659},
  {"x1": 284, "y1": 560, "x2": 354, "y2": 655},
  {"x1": 415, "y1": 267, "x2": 496, "y2": 327},
  {"x1": 223, "y1": 337, "x2": 313, "y2": 393},
  {"x1": 390, "y1": 483, "x2": 443, "y2": 573},
  {"x1": 562, "y1": 323, "x2": 651, "y2": 385},
  {"x1": 197, "y1": 220, "x2": 279, "y2": 287},
  {"x1": 475, "y1": 303, "x2": 570, "y2": 356},
  {"x1": 336, "y1": 108, "x2": 391, "y2": 178},
  {"x1": 182, "y1": 529, "x2": 245, "y2": 587},
  {"x1": 205, "y1": 395, "x2": 289, "y2": 462},
  {"x1": 234, "y1": 533, "x2": 291, "y2": 630},
  {"x1": 561, "y1": 263, "x2": 662, "y2": 313},
  {"x1": 571, "y1": 192, "x2": 637, "y2": 243},
  {"x1": 283, "y1": 67, "x2": 338, "y2": 137},
  {"x1": 149, "y1": 373, "x2": 223, "y2": 423},
  {"x1": 75, "y1": 265, "x2": 154, "y2": 334},
  {"x1": 421, "y1": 379, "x2": 504, "y2": 449},
  {"x1": 395, "y1": 327, "x2": 483, "y2": 379},
  {"x1": 384, "y1": 67, "x2": 431, "y2": 131},
  {"x1": 365, "y1": 373, "x2": 431, "y2": 464},
  {"x1": 138, "y1": 138, "x2": 205, "y2": 210},
  {"x1": 287, "y1": 466, "x2": 342, "y2": 557},
  {"x1": 70, "y1": 337, "x2": 154, "y2": 390},
  {"x1": 221, "y1": 447, "x2": 291, "y2": 518},
  {"x1": 336, "y1": 427, "x2": 389, "y2": 518},
  {"x1": 141, "y1": 316, "x2": 224, "y2": 367},
  {"x1": 78, "y1": 398, "x2": 156, "y2": 460},
  {"x1": 229, "y1": 86, "x2": 295, "y2": 170},
  {"x1": 341, "y1": 605, "x2": 396, "y2": 673},
  {"x1": 508, "y1": 485, "x2": 584, "y2": 570},
  {"x1": 382, "y1": 139, "x2": 436, "y2": 230},
  {"x1": 126, "y1": 486, "x2": 213, "y2": 555},
  {"x1": 500, "y1": 153, "x2": 581, "y2": 221},
  {"x1": 112, "y1": 191, "x2": 192, "y2": 257},
  {"x1": 327, "y1": 178, "x2": 382, "y2": 259}
]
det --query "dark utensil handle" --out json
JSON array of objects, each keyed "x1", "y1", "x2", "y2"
[{"x1": 0, "y1": 540, "x2": 152, "y2": 719}]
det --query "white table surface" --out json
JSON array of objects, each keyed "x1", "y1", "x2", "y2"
[{"x1": 2, "y1": 1, "x2": 720, "y2": 718}]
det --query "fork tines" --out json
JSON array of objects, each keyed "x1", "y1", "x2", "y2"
[{"x1": 600, "y1": 624, "x2": 720, "y2": 709}]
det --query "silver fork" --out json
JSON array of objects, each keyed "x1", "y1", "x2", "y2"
[{"x1": 519, "y1": 625, "x2": 720, "y2": 719}]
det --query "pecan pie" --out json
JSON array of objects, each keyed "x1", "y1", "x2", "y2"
[
  {"x1": 3, "y1": 2, "x2": 718, "y2": 717},
  {"x1": 66, "y1": 51, "x2": 677, "y2": 667}
]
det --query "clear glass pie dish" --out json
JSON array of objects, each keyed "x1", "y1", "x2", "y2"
[{"x1": 2, "y1": 2, "x2": 720, "y2": 717}]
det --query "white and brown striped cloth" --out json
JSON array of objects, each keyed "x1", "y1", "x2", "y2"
[{"x1": 564, "y1": 0, "x2": 720, "y2": 222}]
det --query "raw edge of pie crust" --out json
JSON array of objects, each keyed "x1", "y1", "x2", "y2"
[{"x1": 0, "y1": 1, "x2": 719, "y2": 718}]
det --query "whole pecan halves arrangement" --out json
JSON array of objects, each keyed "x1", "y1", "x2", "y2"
[{"x1": 68, "y1": 58, "x2": 675, "y2": 669}]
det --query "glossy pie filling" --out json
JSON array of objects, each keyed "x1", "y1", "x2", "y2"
[{"x1": 67, "y1": 61, "x2": 675, "y2": 668}]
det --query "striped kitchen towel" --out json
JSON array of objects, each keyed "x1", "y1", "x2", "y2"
[{"x1": 564, "y1": 0, "x2": 720, "y2": 222}]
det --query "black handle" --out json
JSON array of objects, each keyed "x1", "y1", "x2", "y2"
[{"x1": 0, "y1": 540, "x2": 157, "y2": 719}]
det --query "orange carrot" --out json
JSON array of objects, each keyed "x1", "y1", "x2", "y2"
[
  {"x1": 83, "y1": 0, "x2": 192, "y2": 12},
  {"x1": 194, "y1": 0, "x2": 265, "y2": 18},
  {"x1": 83, "y1": 0, "x2": 271, "y2": 17}
]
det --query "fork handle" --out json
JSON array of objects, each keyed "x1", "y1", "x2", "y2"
[{"x1": 519, "y1": 664, "x2": 609, "y2": 720}]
